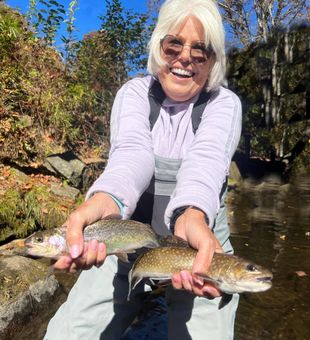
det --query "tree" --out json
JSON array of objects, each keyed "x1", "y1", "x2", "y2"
[
  {"x1": 26, "y1": 0, "x2": 66, "y2": 46},
  {"x1": 98, "y1": 0, "x2": 148, "y2": 86},
  {"x1": 71, "y1": 0, "x2": 149, "y2": 144},
  {"x1": 147, "y1": 0, "x2": 308, "y2": 47},
  {"x1": 218, "y1": 0, "x2": 308, "y2": 47}
]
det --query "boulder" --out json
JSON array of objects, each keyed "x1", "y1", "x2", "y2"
[
  {"x1": 44, "y1": 151, "x2": 85, "y2": 188},
  {"x1": 0, "y1": 256, "x2": 59, "y2": 338}
]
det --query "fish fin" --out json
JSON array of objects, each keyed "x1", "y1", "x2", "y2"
[
  {"x1": 154, "y1": 279, "x2": 171, "y2": 287},
  {"x1": 218, "y1": 293, "x2": 233, "y2": 309},
  {"x1": 103, "y1": 214, "x2": 122, "y2": 220},
  {"x1": 115, "y1": 252, "x2": 129, "y2": 263},
  {"x1": 127, "y1": 269, "x2": 143, "y2": 301},
  {"x1": 146, "y1": 277, "x2": 171, "y2": 287},
  {"x1": 158, "y1": 235, "x2": 189, "y2": 247}
]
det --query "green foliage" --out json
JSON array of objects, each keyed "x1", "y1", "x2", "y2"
[
  {"x1": 27, "y1": 0, "x2": 66, "y2": 45},
  {"x1": 0, "y1": 2, "x2": 150, "y2": 164},
  {"x1": 0, "y1": 184, "x2": 73, "y2": 240},
  {"x1": 61, "y1": 0, "x2": 79, "y2": 69},
  {"x1": 99, "y1": 0, "x2": 148, "y2": 80},
  {"x1": 227, "y1": 25, "x2": 309, "y2": 172}
]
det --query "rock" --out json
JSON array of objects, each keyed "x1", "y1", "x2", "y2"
[
  {"x1": 50, "y1": 183, "x2": 80, "y2": 200},
  {"x1": 0, "y1": 256, "x2": 59, "y2": 338},
  {"x1": 44, "y1": 151, "x2": 85, "y2": 188},
  {"x1": 10, "y1": 168, "x2": 29, "y2": 184},
  {"x1": 81, "y1": 158, "x2": 106, "y2": 193}
]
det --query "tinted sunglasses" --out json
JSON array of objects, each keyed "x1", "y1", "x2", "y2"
[{"x1": 160, "y1": 34, "x2": 213, "y2": 64}]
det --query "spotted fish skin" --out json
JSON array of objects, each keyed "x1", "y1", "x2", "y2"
[
  {"x1": 128, "y1": 246, "x2": 273, "y2": 298},
  {"x1": 24, "y1": 219, "x2": 161, "y2": 260}
]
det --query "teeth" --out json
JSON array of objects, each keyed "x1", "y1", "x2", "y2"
[{"x1": 171, "y1": 68, "x2": 193, "y2": 77}]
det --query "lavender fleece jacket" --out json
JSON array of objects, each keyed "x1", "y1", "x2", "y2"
[{"x1": 86, "y1": 75, "x2": 242, "y2": 228}]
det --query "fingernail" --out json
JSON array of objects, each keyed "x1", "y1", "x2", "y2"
[
  {"x1": 193, "y1": 275, "x2": 204, "y2": 286},
  {"x1": 98, "y1": 242, "x2": 105, "y2": 252},
  {"x1": 70, "y1": 245, "x2": 80, "y2": 258}
]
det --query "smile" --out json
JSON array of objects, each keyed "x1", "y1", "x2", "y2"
[{"x1": 170, "y1": 67, "x2": 194, "y2": 78}]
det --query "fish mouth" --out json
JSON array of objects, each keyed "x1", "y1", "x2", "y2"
[{"x1": 256, "y1": 276, "x2": 273, "y2": 283}]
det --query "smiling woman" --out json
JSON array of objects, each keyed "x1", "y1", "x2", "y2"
[
  {"x1": 43, "y1": 1, "x2": 242, "y2": 339},
  {"x1": 156, "y1": 16, "x2": 215, "y2": 101}
]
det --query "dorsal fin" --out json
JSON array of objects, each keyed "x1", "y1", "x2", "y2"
[{"x1": 158, "y1": 234, "x2": 189, "y2": 247}]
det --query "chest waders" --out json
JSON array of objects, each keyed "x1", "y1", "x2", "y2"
[
  {"x1": 131, "y1": 80, "x2": 230, "y2": 247},
  {"x1": 44, "y1": 80, "x2": 239, "y2": 340}
]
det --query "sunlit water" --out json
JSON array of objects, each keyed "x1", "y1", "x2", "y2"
[{"x1": 9, "y1": 175, "x2": 310, "y2": 340}]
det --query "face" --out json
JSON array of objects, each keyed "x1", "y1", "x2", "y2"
[{"x1": 158, "y1": 16, "x2": 214, "y2": 102}]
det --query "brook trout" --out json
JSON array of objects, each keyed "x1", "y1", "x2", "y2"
[
  {"x1": 25, "y1": 218, "x2": 162, "y2": 262},
  {"x1": 128, "y1": 246, "x2": 273, "y2": 306}
]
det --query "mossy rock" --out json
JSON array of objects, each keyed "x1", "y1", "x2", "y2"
[{"x1": 0, "y1": 256, "x2": 59, "y2": 337}]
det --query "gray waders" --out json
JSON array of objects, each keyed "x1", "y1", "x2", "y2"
[{"x1": 44, "y1": 80, "x2": 239, "y2": 340}]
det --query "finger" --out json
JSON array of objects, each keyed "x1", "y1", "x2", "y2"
[
  {"x1": 202, "y1": 284, "x2": 222, "y2": 298},
  {"x1": 69, "y1": 262, "x2": 78, "y2": 273},
  {"x1": 86, "y1": 239, "x2": 98, "y2": 267},
  {"x1": 192, "y1": 244, "x2": 214, "y2": 275},
  {"x1": 171, "y1": 273, "x2": 182, "y2": 290},
  {"x1": 66, "y1": 217, "x2": 84, "y2": 259},
  {"x1": 180, "y1": 271, "x2": 194, "y2": 292},
  {"x1": 53, "y1": 255, "x2": 72, "y2": 270},
  {"x1": 72, "y1": 242, "x2": 88, "y2": 270},
  {"x1": 96, "y1": 242, "x2": 107, "y2": 267}
]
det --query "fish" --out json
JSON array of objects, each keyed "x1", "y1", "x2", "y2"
[
  {"x1": 128, "y1": 246, "x2": 273, "y2": 308},
  {"x1": 24, "y1": 217, "x2": 164, "y2": 262}
]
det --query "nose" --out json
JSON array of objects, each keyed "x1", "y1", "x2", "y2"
[{"x1": 178, "y1": 44, "x2": 191, "y2": 63}]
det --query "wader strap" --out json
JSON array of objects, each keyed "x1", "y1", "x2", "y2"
[
  {"x1": 148, "y1": 80, "x2": 166, "y2": 130},
  {"x1": 148, "y1": 79, "x2": 211, "y2": 134}
]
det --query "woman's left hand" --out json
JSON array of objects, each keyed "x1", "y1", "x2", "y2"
[{"x1": 172, "y1": 207, "x2": 223, "y2": 297}]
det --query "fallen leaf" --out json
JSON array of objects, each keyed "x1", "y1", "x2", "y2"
[{"x1": 295, "y1": 271, "x2": 307, "y2": 277}]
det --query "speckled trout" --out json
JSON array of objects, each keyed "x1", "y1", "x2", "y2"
[
  {"x1": 24, "y1": 218, "x2": 167, "y2": 262},
  {"x1": 128, "y1": 246, "x2": 273, "y2": 307}
]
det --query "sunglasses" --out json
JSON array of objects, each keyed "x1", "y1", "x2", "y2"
[{"x1": 160, "y1": 34, "x2": 213, "y2": 64}]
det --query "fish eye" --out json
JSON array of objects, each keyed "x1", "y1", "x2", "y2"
[
  {"x1": 35, "y1": 236, "x2": 44, "y2": 243},
  {"x1": 246, "y1": 264, "x2": 257, "y2": 272}
]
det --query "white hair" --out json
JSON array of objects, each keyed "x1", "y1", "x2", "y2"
[{"x1": 147, "y1": 0, "x2": 226, "y2": 90}]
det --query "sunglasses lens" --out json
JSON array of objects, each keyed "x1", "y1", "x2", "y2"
[
  {"x1": 191, "y1": 46, "x2": 208, "y2": 64},
  {"x1": 161, "y1": 35, "x2": 211, "y2": 64},
  {"x1": 161, "y1": 36, "x2": 183, "y2": 58}
]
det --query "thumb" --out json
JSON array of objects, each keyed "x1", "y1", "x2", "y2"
[
  {"x1": 66, "y1": 224, "x2": 84, "y2": 259},
  {"x1": 192, "y1": 245, "x2": 213, "y2": 275}
]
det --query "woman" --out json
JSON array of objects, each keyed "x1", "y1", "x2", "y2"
[{"x1": 45, "y1": 0, "x2": 242, "y2": 339}]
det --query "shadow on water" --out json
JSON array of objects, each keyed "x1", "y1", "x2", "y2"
[
  {"x1": 229, "y1": 174, "x2": 310, "y2": 340},
  {"x1": 9, "y1": 175, "x2": 310, "y2": 340}
]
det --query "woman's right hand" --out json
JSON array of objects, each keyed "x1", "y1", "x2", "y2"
[{"x1": 53, "y1": 192, "x2": 121, "y2": 272}]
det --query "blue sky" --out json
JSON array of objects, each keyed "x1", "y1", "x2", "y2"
[{"x1": 6, "y1": 0, "x2": 149, "y2": 48}]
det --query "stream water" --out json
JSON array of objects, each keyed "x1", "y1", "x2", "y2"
[{"x1": 8, "y1": 174, "x2": 310, "y2": 340}]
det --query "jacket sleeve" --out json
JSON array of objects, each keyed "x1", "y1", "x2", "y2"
[
  {"x1": 165, "y1": 87, "x2": 242, "y2": 228},
  {"x1": 86, "y1": 78, "x2": 155, "y2": 218}
]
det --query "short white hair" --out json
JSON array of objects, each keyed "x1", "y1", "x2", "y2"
[{"x1": 147, "y1": 0, "x2": 226, "y2": 90}]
